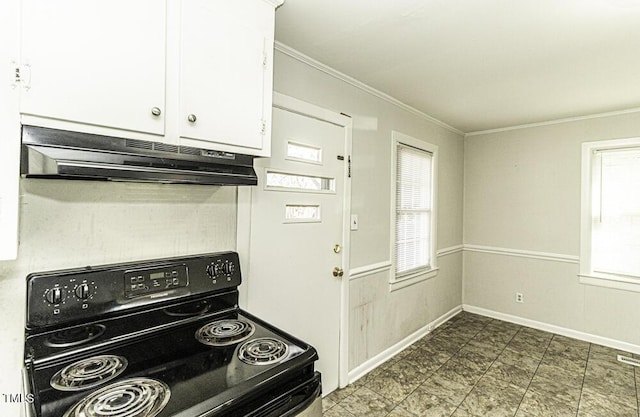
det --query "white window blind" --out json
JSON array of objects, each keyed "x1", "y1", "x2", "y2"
[
  {"x1": 591, "y1": 147, "x2": 640, "y2": 277},
  {"x1": 395, "y1": 143, "x2": 433, "y2": 275}
]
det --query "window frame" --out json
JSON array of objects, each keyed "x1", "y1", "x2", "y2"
[
  {"x1": 390, "y1": 131, "x2": 439, "y2": 291},
  {"x1": 580, "y1": 137, "x2": 640, "y2": 292}
]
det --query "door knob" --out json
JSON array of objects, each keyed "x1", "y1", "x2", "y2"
[
  {"x1": 187, "y1": 114, "x2": 197, "y2": 123},
  {"x1": 332, "y1": 267, "x2": 344, "y2": 278}
]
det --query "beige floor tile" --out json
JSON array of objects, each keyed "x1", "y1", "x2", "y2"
[
  {"x1": 578, "y1": 386, "x2": 638, "y2": 417},
  {"x1": 437, "y1": 359, "x2": 484, "y2": 387},
  {"x1": 451, "y1": 347, "x2": 496, "y2": 373},
  {"x1": 386, "y1": 406, "x2": 416, "y2": 417},
  {"x1": 366, "y1": 359, "x2": 426, "y2": 403},
  {"x1": 516, "y1": 388, "x2": 578, "y2": 417},
  {"x1": 418, "y1": 372, "x2": 475, "y2": 406},
  {"x1": 323, "y1": 403, "x2": 357, "y2": 417},
  {"x1": 399, "y1": 390, "x2": 459, "y2": 417},
  {"x1": 581, "y1": 374, "x2": 638, "y2": 410},
  {"x1": 458, "y1": 375, "x2": 526, "y2": 417},
  {"x1": 496, "y1": 347, "x2": 542, "y2": 373},
  {"x1": 464, "y1": 338, "x2": 505, "y2": 358},
  {"x1": 322, "y1": 395, "x2": 337, "y2": 412},
  {"x1": 484, "y1": 359, "x2": 535, "y2": 389},
  {"x1": 505, "y1": 337, "x2": 547, "y2": 361},
  {"x1": 527, "y1": 373, "x2": 581, "y2": 405},
  {"x1": 546, "y1": 335, "x2": 590, "y2": 361},
  {"x1": 323, "y1": 314, "x2": 640, "y2": 417},
  {"x1": 533, "y1": 363, "x2": 583, "y2": 388},
  {"x1": 337, "y1": 387, "x2": 395, "y2": 417},
  {"x1": 585, "y1": 356, "x2": 635, "y2": 388},
  {"x1": 450, "y1": 408, "x2": 475, "y2": 417}
]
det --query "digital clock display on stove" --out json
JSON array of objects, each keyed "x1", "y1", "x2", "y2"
[
  {"x1": 149, "y1": 272, "x2": 165, "y2": 280},
  {"x1": 124, "y1": 264, "x2": 189, "y2": 298}
]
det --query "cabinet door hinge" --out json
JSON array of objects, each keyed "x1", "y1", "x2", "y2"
[
  {"x1": 260, "y1": 120, "x2": 267, "y2": 135},
  {"x1": 262, "y1": 53, "x2": 268, "y2": 69}
]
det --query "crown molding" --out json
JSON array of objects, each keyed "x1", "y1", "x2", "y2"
[
  {"x1": 262, "y1": 0, "x2": 285, "y2": 8},
  {"x1": 466, "y1": 107, "x2": 640, "y2": 137},
  {"x1": 274, "y1": 42, "x2": 464, "y2": 137},
  {"x1": 274, "y1": 43, "x2": 640, "y2": 138}
]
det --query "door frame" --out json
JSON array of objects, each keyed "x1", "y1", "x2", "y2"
[{"x1": 237, "y1": 91, "x2": 352, "y2": 389}]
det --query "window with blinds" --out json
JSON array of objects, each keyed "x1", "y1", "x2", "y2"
[
  {"x1": 591, "y1": 147, "x2": 640, "y2": 277},
  {"x1": 580, "y1": 137, "x2": 640, "y2": 292},
  {"x1": 393, "y1": 134, "x2": 436, "y2": 281}
]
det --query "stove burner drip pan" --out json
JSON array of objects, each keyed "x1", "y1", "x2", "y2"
[
  {"x1": 238, "y1": 337, "x2": 289, "y2": 366},
  {"x1": 196, "y1": 319, "x2": 255, "y2": 346},
  {"x1": 51, "y1": 355, "x2": 128, "y2": 391},
  {"x1": 62, "y1": 377, "x2": 170, "y2": 417},
  {"x1": 45, "y1": 324, "x2": 106, "y2": 348}
]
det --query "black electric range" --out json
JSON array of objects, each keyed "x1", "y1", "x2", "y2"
[{"x1": 23, "y1": 252, "x2": 322, "y2": 417}]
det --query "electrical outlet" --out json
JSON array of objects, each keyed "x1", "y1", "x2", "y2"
[{"x1": 515, "y1": 292, "x2": 524, "y2": 303}]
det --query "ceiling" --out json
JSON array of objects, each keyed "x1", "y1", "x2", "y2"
[{"x1": 274, "y1": 0, "x2": 640, "y2": 133}]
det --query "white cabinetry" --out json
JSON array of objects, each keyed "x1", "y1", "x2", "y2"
[
  {"x1": 18, "y1": 0, "x2": 281, "y2": 156},
  {"x1": 0, "y1": 0, "x2": 21, "y2": 260},
  {"x1": 179, "y1": 0, "x2": 276, "y2": 156},
  {"x1": 20, "y1": 0, "x2": 167, "y2": 136}
]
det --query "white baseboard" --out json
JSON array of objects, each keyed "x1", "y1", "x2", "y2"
[
  {"x1": 347, "y1": 305, "x2": 463, "y2": 384},
  {"x1": 463, "y1": 304, "x2": 640, "y2": 355}
]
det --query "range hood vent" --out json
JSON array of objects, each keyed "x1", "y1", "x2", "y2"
[{"x1": 20, "y1": 126, "x2": 258, "y2": 186}]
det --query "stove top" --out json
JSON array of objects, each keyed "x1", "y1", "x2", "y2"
[
  {"x1": 23, "y1": 252, "x2": 321, "y2": 417},
  {"x1": 27, "y1": 310, "x2": 316, "y2": 417},
  {"x1": 62, "y1": 377, "x2": 170, "y2": 417}
]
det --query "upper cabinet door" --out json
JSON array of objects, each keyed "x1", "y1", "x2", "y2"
[
  {"x1": 20, "y1": 0, "x2": 167, "y2": 135},
  {"x1": 179, "y1": 0, "x2": 275, "y2": 155}
]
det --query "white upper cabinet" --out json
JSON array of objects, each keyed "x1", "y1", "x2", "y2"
[
  {"x1": 20, "y1": 0, "x2": 167, "y2": 136},
  {"x1": 0, "y1": 0, "x2": 21, "y2": 260},
  {"x1": 18, "y1": 0, "x2": 281, "y2": 156},
  {"x1": 178, "y1": 0, "x2": 276, "y2": 156}
]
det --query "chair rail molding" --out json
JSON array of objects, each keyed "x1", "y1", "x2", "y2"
[{"x1": 464, "y1": 244, "x2": 579, "y2": 264}]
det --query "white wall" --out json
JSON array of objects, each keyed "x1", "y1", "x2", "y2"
[
  {"x1": 0, "y1": 180, "x2": 237, "y2": 416},
  {"x1": 463, "y1": 111, "x2": 640, "y2": 349},
  {"x1": 273, "y1": 49, "x2": 465, "y2": 372}
]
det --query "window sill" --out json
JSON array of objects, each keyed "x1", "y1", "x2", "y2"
[
  {"x1": 579, "y1": 272, "x2": 640, "y2": 293},
  {"x1": 390, "y1": 267, "x2": 439, "y2": 292}
]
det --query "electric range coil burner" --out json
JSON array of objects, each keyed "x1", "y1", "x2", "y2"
[
  {"x1": 45, "y1": 324, "x2": 106, "y2": 348},
  {"x1": 238, "y1": 337, "x2": 289, "y2": 366},
  {"x1": 50, "y1": 355, "x2": 128, "y2": 391},
  {"x1": 196, "y1": 319, "x2": 255, "y2": 346},
  {"x1": 62, "y1": 377, "x2": 170, "y2": 417}
]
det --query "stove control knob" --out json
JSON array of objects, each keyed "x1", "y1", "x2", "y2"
[
  {"x1": 206, "y1": 263, "x2": 217, "y2": 278},
  {"x1": 75, "y1": 284, "x2": 90, "y2": 300},
  {"x1": 223, "y1": 262, "x2": 235, "y2": 274},
  {"x1": 45, "y1": 288, "x2": 65, "y2": 304}
]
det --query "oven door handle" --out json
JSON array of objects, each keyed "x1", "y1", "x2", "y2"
[
  {"x1": 244, "y1": 372, "x2": 322, "y2": 417},
  {"x1": 278, "y1": 377, "x2": 322, "y2": 417}
]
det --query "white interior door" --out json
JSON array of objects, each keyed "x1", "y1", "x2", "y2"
[{"x1": 246, "y1": 98, "x2": 350, "y2": 394}]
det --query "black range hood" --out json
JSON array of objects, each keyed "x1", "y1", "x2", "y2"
[{"x1": 20, "y1": 126, "x2": 258, "y2": 186}]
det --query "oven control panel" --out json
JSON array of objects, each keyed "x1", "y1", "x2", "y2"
[
  {"x1": 124, "y1": 265, "x2": 188, "y2": 298},
  {"x1": 26, "y1": 252, "x2": 242, "y2": 330}
]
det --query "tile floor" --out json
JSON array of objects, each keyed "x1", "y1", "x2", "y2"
[{"x1": 322, "y1": 312, "x2": 640, "y2": 417}]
